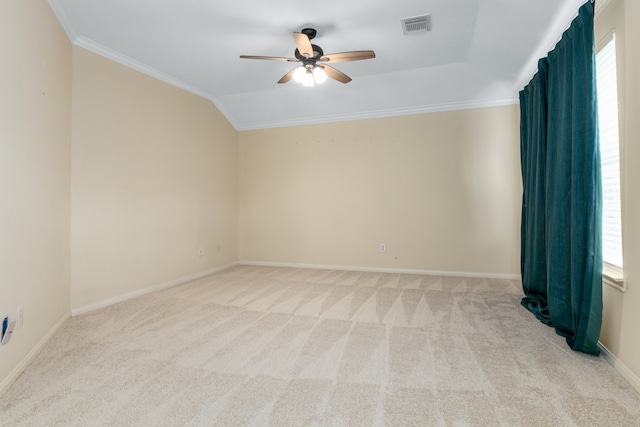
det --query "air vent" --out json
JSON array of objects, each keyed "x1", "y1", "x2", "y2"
[{"x1": 401, "y1": 15, "x2": 432, "y2": 35}]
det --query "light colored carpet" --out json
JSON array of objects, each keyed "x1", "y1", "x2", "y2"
[{"x1": 1, "y1": 265, "x2": 639, "y2": 426}]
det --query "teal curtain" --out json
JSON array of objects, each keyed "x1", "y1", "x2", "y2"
[{"x1": 519, "y1": 1, "x2": 602, "y2": 355}]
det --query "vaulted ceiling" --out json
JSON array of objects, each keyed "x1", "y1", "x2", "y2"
[{"x1": 48, "y1": 0, "x2": 585, "y2": 130}]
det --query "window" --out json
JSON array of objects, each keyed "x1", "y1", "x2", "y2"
[{"x1": 595, "y1": 33, "x2": 625, "y2": 290}]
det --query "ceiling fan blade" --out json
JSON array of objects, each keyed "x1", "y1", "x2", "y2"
[
  {"x1": 319, "y1": 50, "x2": 376, "y2": 63},
  {"x1": 240, "y1": 55, "x2": 298, "y2": 62},
  {"x1": 278, "y1": 68, "x2": 297, "y2": 84},
  {"x1": 293, "y1": 32, "x2": 313, "y2": 57},
  {"x1": 322, "y1": 65, "x2": 352, "y2": 84}
]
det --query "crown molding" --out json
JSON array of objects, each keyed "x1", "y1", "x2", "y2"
[
  {"x1": 48, "y1": 0, "x2": 79, "y2": 41},
  {"x1": 47, "y1": 0, "x2": 519, "y2": 132},
  {"x1": 228, "y1": 98, "x2": 519, "y2": 131},
  {"x1": 48, "y1": 1, "x2": 232, "y2": 126},
  {"x1": 73, "y1": 37, "x2": 216, "y2": 103}
]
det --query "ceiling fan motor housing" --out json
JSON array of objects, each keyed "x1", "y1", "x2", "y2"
[
  {"x1": 295, "y1": 44, "x2": 324, "y2": 63},
  {"x1": 301, "y1": 28, "x2": 317, "y2": 40}
]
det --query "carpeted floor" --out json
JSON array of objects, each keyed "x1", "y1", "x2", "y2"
[{"x1": 1, "y1": 265, "x2": 639, "y2": 426}]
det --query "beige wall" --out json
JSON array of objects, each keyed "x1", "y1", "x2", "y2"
[
  {"x1": 597, "y1": 0, "x2": 640, "y2": 385},
  {"x1": 71, "y1": 47, "x2": 238, "y2": 309},
  {"x1": 0, "y1": 0, "x2": 71, "y2": 386},
  {"x1": 239, "y1": 106, "x2": 522, "y2": 276}
]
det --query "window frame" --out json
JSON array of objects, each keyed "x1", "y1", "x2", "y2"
[{"x1": 595, "y1": 30, "x2": 626, "y2": 292}]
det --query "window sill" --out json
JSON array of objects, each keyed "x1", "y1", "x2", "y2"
[{"x1": 603, "y1": 263, "x2": 626, "y2": 292}]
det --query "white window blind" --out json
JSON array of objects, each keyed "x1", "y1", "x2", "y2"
[{"x1": 596, "y1": 35, "x2": 623, "y2": 268}]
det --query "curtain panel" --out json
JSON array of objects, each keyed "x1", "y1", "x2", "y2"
[{"x1": 519, "y1": 1, "x2": 602, "y2": 355}]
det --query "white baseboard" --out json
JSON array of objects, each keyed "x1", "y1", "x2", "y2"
[
  {"x1": 71, "y1": 262, "x2": 239, "y2": 316},
  {"x1": 238, "y1": 260, "x2": 521, "y2": 281},
  {"x1": 0, "y1": 312, "x2": 70, "y2": 396},
  {"x1": 71, "y1": 261, "x2": 518, "y2": 318},
  {"x1": 598, "y1": 341, "x2": 640, "y2": 393}
]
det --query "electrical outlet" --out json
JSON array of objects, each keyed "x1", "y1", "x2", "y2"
[
  {"x1": 17, "y1": 306, "x2": 24, "y2": 329},
  {"x1": 380, "y1": 243, "x2": 386, "y2": 253},
  {"x1": 198, "y1": 247, "x2": 204, "y2": 257},
  {"x1": 1, "y1": 318, "x2": 15, "y2": 345},
  {"x1": 216, "y1": 244, "x2": 221, "y2": 253}
]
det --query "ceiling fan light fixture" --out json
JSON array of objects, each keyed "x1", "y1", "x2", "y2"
[
  {"x1": 313, "y1": 66, "x2": 327, "y2": 84},
  {"x1": 301, "y1": 69, "x2": 315, "y2": 87},
  {"x1": 292, "y1": 66, "x2": 307, "y2": 83}
]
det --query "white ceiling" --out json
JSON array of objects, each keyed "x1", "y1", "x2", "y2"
[{"x1": 48, "y1": 0, "x2": 586, "y2": 130}]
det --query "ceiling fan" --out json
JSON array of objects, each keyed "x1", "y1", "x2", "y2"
[{"x1": 240, "y1": 28, "x2": 376, "y2": 87}]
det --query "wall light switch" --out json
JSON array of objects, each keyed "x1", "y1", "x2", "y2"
[{"x1": 17, "y1": 306, "x2": 24, "y2": 329}]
